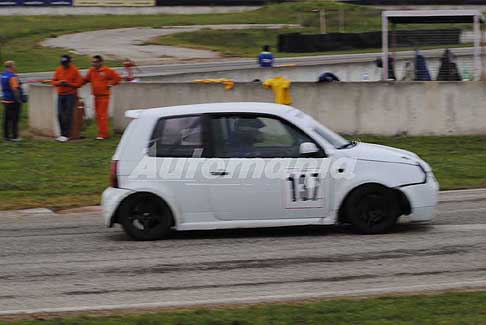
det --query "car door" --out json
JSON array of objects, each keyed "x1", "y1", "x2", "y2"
[
  {"x1": 146, "y1": 114, "x2": 215, "y2": 222},
  {"x1": 206, "y1": 113, "x2": 331, "y2": 221}
]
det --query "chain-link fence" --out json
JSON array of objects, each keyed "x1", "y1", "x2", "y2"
[
  {"x1": 291, "y1": 9, "x2": 484, "y2": 81},
  {"x1": 388, "y1": 26, "x2": 478, "y2": 81}
]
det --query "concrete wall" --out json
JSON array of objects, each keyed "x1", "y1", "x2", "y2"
[
  {"x1": 28, "y1": 84, "x2": 113, "y2": 137},
  {"x1": 111, "y1": 81, "x2": 486, "y2": 136},
  {"x1": 112, "y1": 82, "x2": 271, "y2": 130},
  {"x1": 141, "y1": 63, "x2": 384, "y2": 83},
  {"x1": 29, "y1": 85, "x2": 59, "y2": 137},
  {"x1": 30, "y1": 81, "x2": 486, "y2": 137}
]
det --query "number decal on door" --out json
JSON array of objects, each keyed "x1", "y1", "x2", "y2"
[{"x1": 285, "y1": 173, "x2": 323, "y2": 209}]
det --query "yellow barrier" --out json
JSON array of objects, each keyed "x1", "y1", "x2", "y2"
[{"x1": 74, "y1": 0, "x2": 155, "y2": 6}]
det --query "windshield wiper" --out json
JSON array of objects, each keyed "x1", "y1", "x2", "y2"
[{"x1": 337, "y1": 141, "x2": 357, "y2": 150}]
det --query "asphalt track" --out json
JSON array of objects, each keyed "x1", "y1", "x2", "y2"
[{"x1": 0, "y1": 189, "x2": 485, "y2": 316}]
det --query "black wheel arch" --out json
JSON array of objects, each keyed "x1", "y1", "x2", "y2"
[
  {"x1": 112, "y1": 192, "x2": 175, "y2": 228},
  {"x1": 337, "y1": 183, "x2": 411, "y2": 224}
]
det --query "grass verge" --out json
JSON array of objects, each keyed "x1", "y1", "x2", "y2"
[
  {"x1": 1, "y1": 108, "x2": 486, "y2": 211},
  {"x1": 0, "y1": 1, "x2": 377, "y2": 72},
  {"x1": 0, "y1": 1, "x2": 468, "y2": 72},
  {"x1": 2, "y1": 291, "x2": 486, "y2": 324},
  {"x1": 0, "y1": 113, "x2": 119, "y2": 210},
  {"x1": 150, "y1": 28, "x2": 474, "y2": 60}
]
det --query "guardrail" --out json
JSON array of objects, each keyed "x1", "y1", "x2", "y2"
[{"x1": 19, "y1": 46, "x2": 479, "y2": 83}]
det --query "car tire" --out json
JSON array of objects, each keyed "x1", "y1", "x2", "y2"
[
  {"x1": 119, "y1": 194, "x2": 172, "y2": 241},
  {"x1": 343, "y1": 184, "x2": 400, "y2": 234}
]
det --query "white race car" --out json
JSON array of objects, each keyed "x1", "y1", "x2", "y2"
[{"x1": 102, "y1": 102, "x2": 438, "y2": 240}]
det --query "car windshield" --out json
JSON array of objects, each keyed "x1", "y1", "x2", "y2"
[
  {"x1": 290, "y1": 109, "x2": 350, "y2": 149},
  {"x1": 313, "y1": 124, "x2": 350, "y2": 149}
]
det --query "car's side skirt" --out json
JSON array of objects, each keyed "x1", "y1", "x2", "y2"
[{"x1": 175, "y1": 217, "x2": 335, "y2": 231}]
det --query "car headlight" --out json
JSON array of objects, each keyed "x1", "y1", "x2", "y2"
[{"x1": 427, "y1": 172, "x2": 437, "y2": 184}]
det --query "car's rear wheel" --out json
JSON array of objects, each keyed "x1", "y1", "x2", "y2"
[
  {"x1": 119, "y1": 194, "x2": 172, "y2": 241},
  {"x1": 343, "y1": 184, "x2": 400, "y2": 234}
]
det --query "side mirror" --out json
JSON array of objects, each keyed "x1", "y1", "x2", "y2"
[{"x1": 299, "y1": 142, "x2": 319, "y2": 156}]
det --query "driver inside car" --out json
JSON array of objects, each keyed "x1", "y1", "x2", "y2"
[{"x1": 229, "y1": 118, "x2": 265, "y2": 158}]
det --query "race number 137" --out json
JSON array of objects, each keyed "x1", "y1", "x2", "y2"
[{"x1": 285, "y1": 173, "x2": 323, "y2": 209}]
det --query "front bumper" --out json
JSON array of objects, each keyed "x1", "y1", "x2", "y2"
[
  {"x1": 400, "y1": 173, "x2": 439, "y2": 222},
  {"x1": 101, "y1": 187, "x2": 134, "y2": 227}
]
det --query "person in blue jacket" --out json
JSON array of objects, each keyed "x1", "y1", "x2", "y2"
[
  {"x1": 258, "y1": 45, "x2": 274, "y2": 68},
  {"x1": 414, "y1": 50, "x2": 431, "y2": 81},
  {"x1": 1, "y1": 61, "x2": 22, "y2": 142}
]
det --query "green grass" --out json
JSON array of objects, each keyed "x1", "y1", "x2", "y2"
[
  {"x1": 0, "y1": 1, "x2": 469, "y2": 72},
  {"x1": 3, "y1": 291, "x2": 486, "y2": 324},
  {"x1": 150, "y1": 28, "x2": 473, "y2": 59},
  {"x1": 0, "y1": 1, "x2": 379, "y2": 72},
  {"x1": 145, "y1": 3, "x2": 384, "y2": 59},
  {"x1": 1, "y1": 108, "x2": 486, "y2": 211},
  {"x1": 148, "y1": 28, "x2": 308, "y2": 58},
  {"x1": 0, "y1": 109, "x2": 119, "y2": 210},
  {"x1": 145, "y1": 2, "x2": 468, "y2": 59}
]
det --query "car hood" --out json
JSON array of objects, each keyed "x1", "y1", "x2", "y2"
[{"x1": 344, "y1": 142, "x2": 424, "y2": 166}]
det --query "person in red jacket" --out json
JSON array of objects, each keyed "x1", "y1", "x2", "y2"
[
  {"x1": 83, "y1": 55, "x2": 121, "y2": 140},
  {"x1": 51, "y1": 55, "x2": 83, "y2": 142}
]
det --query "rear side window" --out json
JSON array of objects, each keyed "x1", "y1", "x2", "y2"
[{"x1": 148, "y1": 115, "x2": 204, "y2": 158}]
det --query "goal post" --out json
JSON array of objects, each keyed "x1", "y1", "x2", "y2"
[{"x1": 381, "y1": 10, "x2": 484, "y2": 81}]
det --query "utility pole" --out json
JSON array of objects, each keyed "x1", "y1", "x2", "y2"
[
  {"x1": 319, "y1": 9, "x2": 326, "y2": 34},
  {"x1": 339, "y1": 9, "x2": 345, "y2": 33},
  {"x1": 312, "y1": 8, "x2": 327, "y2": 34}
]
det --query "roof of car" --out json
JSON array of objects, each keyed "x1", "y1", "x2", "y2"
[{"x1": 126, "y1": 102, "x2": 297, "y2": 119}]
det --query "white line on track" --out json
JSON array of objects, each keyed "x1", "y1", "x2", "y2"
[
  {"x1": 432, "y1": 224, "x2": 486, "y2": 231},
  {"x1": 2, "y1": 280, "x2": 486, "y2": 316},
  {"x1": 439, "y1": 207, "x2": 486, "y2": 214}
]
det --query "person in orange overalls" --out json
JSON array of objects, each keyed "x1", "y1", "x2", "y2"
[{"x1": 83, "y1": 55, "x2": 121, "y2": 140}]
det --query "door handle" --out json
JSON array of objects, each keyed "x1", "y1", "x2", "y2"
[{"x1": 210, "y1": 171, "x2": 229, "y2": 176}]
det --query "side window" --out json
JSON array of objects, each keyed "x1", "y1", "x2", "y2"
[
  {"x1": 210, "y1": 115, "x2": 324, "y2": 158},
  {"x1": 149, "y1": 115, "x2": 204, "y2": 158}
]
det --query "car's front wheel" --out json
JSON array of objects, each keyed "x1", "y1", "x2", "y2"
[
  {"x1": 119, "y1": 194, "x2": 172, "y2": 241},
  {"x1": 343, "y1": 184, "x2": 400, "y2": 234}
]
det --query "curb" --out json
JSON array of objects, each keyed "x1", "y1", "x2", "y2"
[
  {"x1": 56, "y1": 206, "x2": 102, "y2": 214},
  {"x1": 0, "y1": 206, "x2": 101, "y2": 217},
  {"x1": 438, "y1": 188, "x2": 486, "y2": 203}
]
